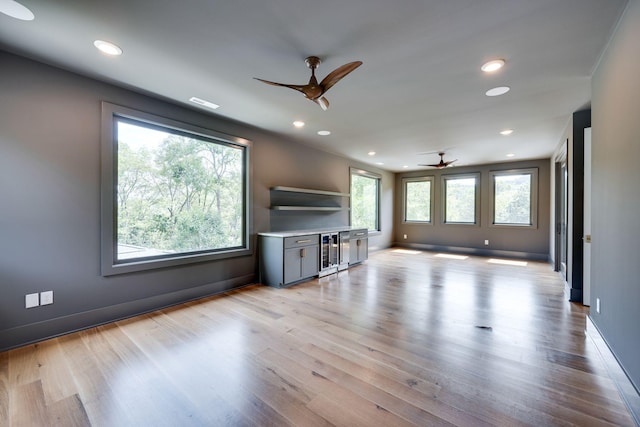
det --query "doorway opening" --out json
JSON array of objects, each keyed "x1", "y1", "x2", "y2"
[{"x1": 554, "y1": 148, "x2": 568, "y2": 283}]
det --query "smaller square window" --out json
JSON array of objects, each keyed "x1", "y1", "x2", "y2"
[
  {"x1": 403, "y1": 176, "x2": 434, "y2": 223},
  {"x1": 442, "y1": 173, "x2": 480, "y2": 225},
  {"x1": 490, "y1": 168, "x2": 538, "y2": 228}
]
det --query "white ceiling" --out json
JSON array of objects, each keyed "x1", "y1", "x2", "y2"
[{"x1": 0, "y1": 0, "x2": 628, "y2": 171}]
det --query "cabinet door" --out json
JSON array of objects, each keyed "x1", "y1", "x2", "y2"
[
  {"x1": 350, "y1": 238, "x2": 368, "y2": 264},
  {"x1": 301, "y1": 245, "x2": 319, "y2": 279},
  {"x1": 284, "y1": 247, "x2": 303, "y2": 284},
  {"x1": 357, "y1": 238, "x2": 368, "y2": 262},
  {"x1": 349, "y1": 240, "x2": 358, "y2": 265},
  {"x1": 284, "y1": 245, "x2": 319, "y2": 284}
]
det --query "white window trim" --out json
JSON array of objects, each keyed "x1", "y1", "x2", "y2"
[
  {"x1": 350, "y1": 167, "x2": 381, "y2": 232},
  {"x1": 402, "y1": 176, "x2": 434, "y2": 224},
  {"x1": 441, "y1": 172, "x2": 481, "y2": 226},
  {"x1": 100, "y1": 102, "x2": 253, "y2": 276},
  {"x1": 489, "y1": 168, "x2": 538, "y2": 229}
]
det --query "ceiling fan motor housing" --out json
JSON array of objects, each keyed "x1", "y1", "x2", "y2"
[{"x1": 305, "y1": 56, "x2": 321, "y2": 69}]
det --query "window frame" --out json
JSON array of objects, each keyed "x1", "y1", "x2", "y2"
[
  {"x1": 489, "y1": 168, "x2": 538, "y2": 229},
  {"x1": 349, "y1": 167, "x2": 381, "y2": 233},
  {"x1": 441, "y1": 172, "x2": 481, "y2": 226},
  {"x1": 402, "y1": 176, "x2": 434, "y2": 224},
  {"x1": 100, "y1": 102, "x2": 252, "y2": 276}
]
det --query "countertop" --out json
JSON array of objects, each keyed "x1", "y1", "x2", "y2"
[{"x1": 258, "y1": 226, "x2": 367, "y2": 238}]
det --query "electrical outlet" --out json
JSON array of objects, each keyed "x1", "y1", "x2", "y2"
[
  {"x1": 403, "y1": 234, "x2": 407, "y2": 239},
  {"x1": 26, "y1": 293, "x2": 39, "y2": 309},
  {"x1": 596, "y1": 297, "x2": 601, "y2": 314},
  {"x1": 484, "y1": 240, "x2": 489, "y2": 246},
  {"x1": 41, "y1": 290, "x2": 54, "y2": 305}
]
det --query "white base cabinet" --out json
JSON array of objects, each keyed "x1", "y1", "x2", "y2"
[
  {"x1": 349, "y1": 229, "x2": 368, "y2": 265},
  {"x1": 259, "y1": 234, "x2": 320, "y2": 288},
  {"x1": 259, "y1": 228, "x2": 368, "y2": 287}
]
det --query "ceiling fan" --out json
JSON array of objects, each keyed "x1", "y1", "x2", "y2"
[
  {"x1": 419, "y1": 152, "x2": 458, "y2": 168},
  {"x1": 254, "y1": 56, "x2": 362, "y2": 110}
]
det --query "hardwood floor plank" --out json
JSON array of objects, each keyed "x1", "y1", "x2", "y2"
[
  {"x1": 33, "y1": 339, "x2": 78, "y2": 406},
  {"x1": 278, "y1": 292, "x2": 624, "y2": 422},
  {"x1": 10, "y1": 380, "x2": 47, "y2": 427},
  {"x1": 118, "y1": 308, "x2": 290, "y2": 426},
  {"x1": 57, "y1": 330, "x2": 141, "y2": 427},
  {"x1": 282, "y1": 324, "x2": 531, "y2": 426},
  {"x1": 2, "y1": 248, "x2": 637, "y2": 426},
  {"x1": 97, "y1": 323, "x2": 221, "y2": 426},
  {"x1": 0, "y1": 350, "x2": 8, "y2": 425},
  {"x1": 248, "y1": 318, "x2": 476, "y2": 427},
  {"x1": 116, "y1": 314, "x2": 259, "y2": 426},
  {"x1": 243, "y1": 353, "x2": 334, "y2": 427},
  {"x1": 45, "y1": 394, "x2": 91, "y2": 427},
  {"x1": 7, "y1": 344, "x2": 41, "y2": 387},
  {"x1": 258, "y1": 347, "x2": 444, "y2": 427},
  {"x1": 300, "y1": 341, "x2": 491, "y2": 426},
  {"x1": 306, "y1": 393, "x2": 382, "y2": 427}
]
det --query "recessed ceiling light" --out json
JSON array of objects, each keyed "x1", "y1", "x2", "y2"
[
  {"x1": 481, "y1": 59, "x2": 505, "y2": 73},
  {"x1": 189, "y1": 96, "x2": 220, "y2": 110},
  {"x1": 486, "y1": 86, "x2": 510, "y2": 97},
  {"x1": 500, "y1": 129, "x2": 514, "y2": 136},
  {"x1": 485, "y1": 86, "x2": 511, "y2": 96},
  {"x1": 94, "y1": 40, "x2": 122, "y2": 56},
  {"x1": 506, "y1": 153, "x2": 515, "y2": 158},
  {"x1": 293, "y1": 121, "x2": 305, "y2": 128},
  {"x1": 317, "y1": 130, "x2": 331, "y2": 136},
  {"x1": 0, "y1": 0, "x2": 34, "y2": 21},
  {"x1": 376, "y1": 162, "x2": 384, "y2": 165},
  {"x1": 403, "y1": 165, "x2": 409, "y2": 169},
  {"x1": 368, "y1": 151, "x2": 376, "y2": 156}
]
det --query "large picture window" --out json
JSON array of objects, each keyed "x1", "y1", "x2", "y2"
[
  {"x1": 403, "y1": 176, "x2": 434, "y2": 223},
  {"x1": 101, "y1": 103, "x2": 251, "y2": 275},
  {"x1": 490, "y1": 168, "x2": 538, "y2": 228},
  {"x1": 442, "y1": 173, "x2": 480, "y2": 225},
  {"x1": 350, "y1": 168, "x2": 380, "y2": 232}
]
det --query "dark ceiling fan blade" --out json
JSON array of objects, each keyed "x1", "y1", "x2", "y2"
[
  {"x1": 253, "y1": 78, "x2": 307, "y2": 95},
  {"x1": 255, "y1": 57, "x2": 361, "y2": 110},
  {"x1": 419, "y1": 152, "x2": 457, "y2": 168},
  {"x1": 418, "y1": 163, "x2": 441, "y2": 167},
  {"x1": 314, "y1": 96, "x2": 330, "y2": 111},
  {"x1": 319, "y1": 61, "x2": 363, "y2": 93}
]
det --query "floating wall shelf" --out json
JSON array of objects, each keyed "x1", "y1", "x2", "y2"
[
  {"x1": 270, "y1": 186, "x2": 350, "y2": 211},
  {"x1": 271, "y1": 206, "x2": 349, "y2": 211},
  {"x1": 270, "y1": 186, "x2": 350, "y2": 197}
]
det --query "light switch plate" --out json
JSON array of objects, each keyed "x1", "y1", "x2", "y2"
[
  {"x1": 41, "y1": 290, "x2": 54, "y2": 305},
  {"x1": 26, "y1": 293, "x2": 39, "y2": 308}
]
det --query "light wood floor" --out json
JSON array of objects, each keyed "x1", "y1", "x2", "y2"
[{"x1": 1, "y1": 249, "x2": 636, "y2": 426}]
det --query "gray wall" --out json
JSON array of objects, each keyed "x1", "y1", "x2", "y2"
[
  {"x1": 394, "y1": 159, "x2": 551, "y2": 259},
  {"x1": 591, "y1": 0, "x2": 640, "y2": 391},
  {"x1": 0, "y1": 51, "x2": 393, "y2": 350},
  {"x1": 252, "y1": 130, "x2": 394, "y2": 251}
]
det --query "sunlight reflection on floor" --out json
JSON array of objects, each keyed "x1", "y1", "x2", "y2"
[
  {"x1": 487, "y1": 258, "x2": 528, "y2": 267},
  {"x1": 434, "y1": 253, "x2": 469, "y2": 260},
  {"x1": 391, "y1": 249, "x2": 422, "y2": 255}
]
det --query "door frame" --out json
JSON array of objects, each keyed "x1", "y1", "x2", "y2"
[
  {"x1": 583, "y1": 127, "x2": 592, "y2": 306},
  {"x1": 554, "y1": 143, "x2": 568, "y2": 282}
]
